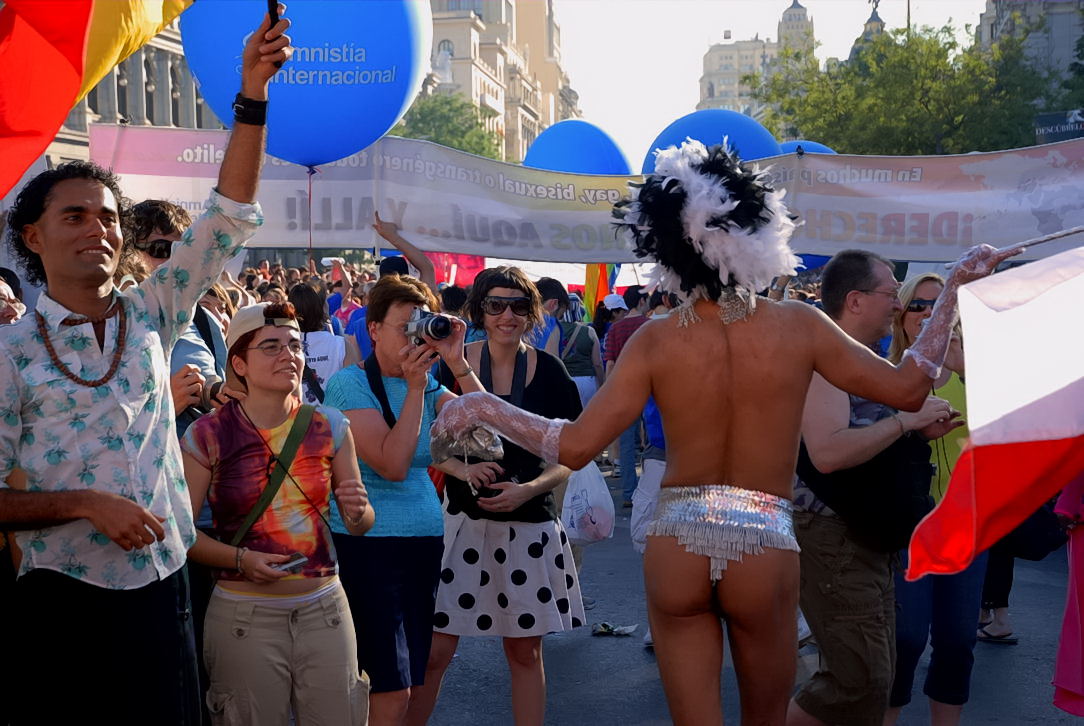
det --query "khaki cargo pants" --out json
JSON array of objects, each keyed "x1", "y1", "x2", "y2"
[
  {"x1": 793, "y1": 511, "x2": 896, "y2": 726},
  {"x1": 203, "y1": 583, "x2": 369, "y2": 725}
]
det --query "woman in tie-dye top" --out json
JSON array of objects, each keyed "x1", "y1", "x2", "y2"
[{"x1": 181, "y1": 301, "x2": 375, "y2": 725}]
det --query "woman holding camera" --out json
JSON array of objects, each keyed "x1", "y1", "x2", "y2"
[
  {"x1": 181, "y1": 301, "x2": 375, "y2": 725},
  {"x1": 323, "y1": 275, "x2": 485, "y2": 726},
  {"x1": 411, "y1": 266, "x2": 585, "y2": 726}
]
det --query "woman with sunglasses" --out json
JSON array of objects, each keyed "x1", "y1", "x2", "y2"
[
  {"x1": 885, "y1": 273, "x2": 984, "y2": 726},
  {"x1": 181, "y1": 301, "x2": 375, "y2": 725},
  {"x1": 411, "y1": 266, "x2": 585, "y2": 726}
]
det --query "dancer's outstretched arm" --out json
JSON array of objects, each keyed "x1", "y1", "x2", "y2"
[
  {"x1": 432, "y1": 329, "x2": 652, "y2": 469},
  {"x1": 802, "y1": 243, "x2": 1021, "y2": 411}
]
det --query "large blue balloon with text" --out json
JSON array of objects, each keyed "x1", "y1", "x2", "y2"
[
  {"x1": 181, "y1": 0, "x2": 432, "y2": 167},
  {"x1": 642, "y1": 109, "x2": 781, "y2": 173},
  {"x1": 523, "y1": 120, "x2": 631, "y2": 175}
]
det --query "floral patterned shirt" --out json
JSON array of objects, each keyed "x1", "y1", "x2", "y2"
[{"x1": 0, "y1": 190, "x2": 262, "y2": 590}]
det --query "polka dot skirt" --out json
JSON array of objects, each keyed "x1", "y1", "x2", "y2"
[{"x1": 434, "y1": 505, "x2": 585, "y2": 638}]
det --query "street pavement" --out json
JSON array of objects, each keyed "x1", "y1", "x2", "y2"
[{"x1": 429, "y1": 475, "x2": 1073, "y2": 725}]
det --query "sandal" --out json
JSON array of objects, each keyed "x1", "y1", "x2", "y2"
[{"x1": 977, "y1": 625, "x2": 1018, "y2": 645}]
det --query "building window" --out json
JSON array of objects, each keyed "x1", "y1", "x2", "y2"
[
  {"x1": 438, "y1": 39, "x2": 454, "y2": 57},
  {"x1": 707, "y1": 82, "x2": 715, "y2": 98}
]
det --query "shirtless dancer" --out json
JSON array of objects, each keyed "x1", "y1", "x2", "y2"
[{"x1": 432, "y1": 140, "x2": 1019, "y2": 725}]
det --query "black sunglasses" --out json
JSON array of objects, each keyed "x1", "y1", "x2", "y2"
[
  {"x1": 482, "y1": 296, "x2": 531, "y2": 317},
  {"x1": 905, "y1": 298, "x2": 937, "y2": 313},
  {"x1": 136, "y1": 237, "x2": 174, "y2": 260}
]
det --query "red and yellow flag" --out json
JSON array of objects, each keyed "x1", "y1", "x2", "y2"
[{"x1": 0, "y1": 0, "x2": 192, "y2": 197}]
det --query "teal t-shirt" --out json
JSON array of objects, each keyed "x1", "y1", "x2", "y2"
[{"x1": 323, "y1": 365, "x2": 449, "y2": 537}]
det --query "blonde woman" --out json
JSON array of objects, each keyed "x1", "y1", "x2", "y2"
[{"x1": 885, "y1": 272, "x2": 985, "y2": 726}]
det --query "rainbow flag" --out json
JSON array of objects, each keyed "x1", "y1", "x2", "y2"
[
  {"x1": 582, "y1": 263, "x2": 620, "y2": 322},
  {"x1": 0, "y1": 0, "x2": 192, "y2": 197}
]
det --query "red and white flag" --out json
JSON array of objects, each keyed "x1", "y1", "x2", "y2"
[{"x1": 907, "y1": 246, "x2": 1084, "y2": 580}]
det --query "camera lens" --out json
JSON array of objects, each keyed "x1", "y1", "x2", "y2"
[{"x1": 423, "y1": 315, "x2": 452, "y2": 340}]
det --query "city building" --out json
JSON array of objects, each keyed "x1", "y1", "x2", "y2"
[
  {"x1": 977, "y1": 0, "x2": 1084, "y2": 81},
  {"x1": 428, "y1": 0, "x2": 580, "y2": 162},
  {"x1": 778, "y1": 0, "x2": 816, "y2": 56},
  {"x1": 46, "y1": 19, "x2": 221, "y2": 168},
  {"x1": 697, "y1": 1, "x2": 815, "y2": 117},
  {"x1": 848, "y1": 5, "x2": 887, "y2": 62}
]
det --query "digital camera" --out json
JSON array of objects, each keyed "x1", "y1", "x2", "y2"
[{"x1": 404, "y1": 308, "x2": 453, "y2": 346}]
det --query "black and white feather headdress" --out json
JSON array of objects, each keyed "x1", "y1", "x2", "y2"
[{"x1": 613, "y1": 138, "x2": 799, "y2": 317}]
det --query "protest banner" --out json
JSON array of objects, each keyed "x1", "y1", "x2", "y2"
[{"x1": 90, "y1": 125, "x2": 1084, "y2": 263}]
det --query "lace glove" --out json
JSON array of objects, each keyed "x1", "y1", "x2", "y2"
[
  {"x1": 431, "y1": 392, "x2": 568, "y2": 465},
  {"x1": 903, "y1": 243, "x2": 1016, "y2": 378}
]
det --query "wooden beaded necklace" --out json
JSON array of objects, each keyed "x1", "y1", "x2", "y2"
[{"x1": 35, "y1": 297, "x2": 128, "y2": 388}]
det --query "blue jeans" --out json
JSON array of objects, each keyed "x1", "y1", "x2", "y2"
[
  {"x1": 889, "y1": 550, "x2": 988, "y2": 707},
  {"x1": 620, "y1": 419, "x2": 641, "y2": 501}
]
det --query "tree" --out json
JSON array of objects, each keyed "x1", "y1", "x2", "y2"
[
  {"x1": 390, "y1": 93, "x2": 502, "y2": 159},
  {"x1": 749, "y1": 25, "x2": 1053, "y2": 155},
  {"x1": 1057, "y1": 14, "x2": 1084, "y2": 109}
]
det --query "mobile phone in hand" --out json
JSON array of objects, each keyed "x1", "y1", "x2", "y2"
[{"x1": 271, "y1": 553, "x2": 308, "y2": 572}]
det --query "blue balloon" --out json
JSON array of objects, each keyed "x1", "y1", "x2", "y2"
[
  {"x1": 780, "y1": 140, "x2": 837, "y2": 155},
  {"x1": 642, "y1": 109, "x2": 781, "y2": 173},
  {"x1": 181, "y1": 0, "x2": 431, "y2": 167},
  {"x1": 523, "y1": 120, "x2": 631, "y2": 175}
]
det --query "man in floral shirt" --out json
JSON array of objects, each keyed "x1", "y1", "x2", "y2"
[{"x1": 0, "y1": 8, "x2": 292, "y2": 724}]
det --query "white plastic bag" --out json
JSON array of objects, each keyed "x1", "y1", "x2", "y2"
[{"x1": 561, "y1": 462, "x2": 615, "y2": 546}]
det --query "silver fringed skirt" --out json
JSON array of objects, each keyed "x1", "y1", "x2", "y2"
[{"x1": 646, "y1": 484, "x2": 799, "y2": 583}]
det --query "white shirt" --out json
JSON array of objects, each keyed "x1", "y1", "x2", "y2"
[{"x1": 301, "y1": 329, "x2": 345, "y2": 404}]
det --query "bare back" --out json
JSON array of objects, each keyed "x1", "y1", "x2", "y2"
[
  {"x1": 562, "y1": 297, "x2": 931, "y2": 502},
  {"x1": 644, "y1": 300, "x2": 815, "y2": 499}
]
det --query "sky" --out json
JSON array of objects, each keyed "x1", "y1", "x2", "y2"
[{"x1": 553, "y1": 0, "x2": 989, "y2": 171}]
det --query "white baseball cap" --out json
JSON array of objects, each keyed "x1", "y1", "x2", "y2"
[
  {"x1": 226, "y1": 302, "x2": 300, "y2": 351},
  {"x1": 602, "y1": 293, "x2": 628, "y2": 311}
]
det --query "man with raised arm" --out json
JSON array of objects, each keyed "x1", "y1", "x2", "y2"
[
  {"x1": 0, "y1": 8, "x2": 292, "y2": 724},
  {"x1": 432, "y1": 140, "x2": 1019, "y2": 726}
]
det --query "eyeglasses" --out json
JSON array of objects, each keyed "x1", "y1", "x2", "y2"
[
  {"x1": 248, "y1": 339, "x2": 303, "y2": 357},
  {"x1": 905, "y1": 297, "x2": 938, "y2": 313},
  {"x1": 135, "y1": 238, "x2": 174, "y2": 260},
  {"x1": 858, "y1": 287, "x2": 901, "y2": 301},
  {"x1": 482, "y1": 296, "x2": 531, "y2": 317}
]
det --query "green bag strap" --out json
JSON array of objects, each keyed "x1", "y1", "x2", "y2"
[{"x1": 229, "y1": 404, "x2": 316, "y2": 547}]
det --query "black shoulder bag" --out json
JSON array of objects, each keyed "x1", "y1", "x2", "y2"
[
  {"x1": 363, "y1": 354, "x2": 397, "y2": 428},
  {"x1": 479, "y1": 343, "x2": 527, "y2": 407}
]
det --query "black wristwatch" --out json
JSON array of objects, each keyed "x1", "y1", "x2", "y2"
[{"x1": 232, "y1": 93, "x2": 268, "y2": 126}]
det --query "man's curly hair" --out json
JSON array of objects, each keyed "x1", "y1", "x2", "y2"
[{"x1": 4, "y1": 161, "x2": 130, "y2": 287}]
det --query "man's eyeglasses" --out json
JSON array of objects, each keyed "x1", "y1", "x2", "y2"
[
  {"x1": 248, "y1": 339, "x2": 303, "y2": 357},
  {"x1": 482, "y1": 296, "x2": 531, "y2": 317},
  {"x1": 135, "y1": 238, "x2": 174, "y2": 260},
  {"x1": 905, "y1": 298, "x2": 938, "y2": 313}
]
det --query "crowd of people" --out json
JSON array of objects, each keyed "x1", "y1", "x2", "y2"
[{"x1": 0, "y1": 7, "x2": 1077, "y2": 726}]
